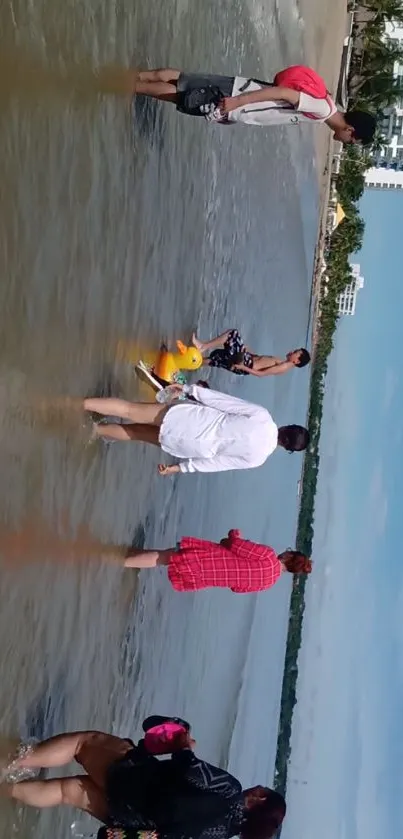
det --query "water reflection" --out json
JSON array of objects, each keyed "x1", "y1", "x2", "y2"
[
  {"x1": 0, "y1": 49, "x2": 135, "y2": 102},
  {"x1": 0, "y1": 510, "x2": 129, "y2": 568}
]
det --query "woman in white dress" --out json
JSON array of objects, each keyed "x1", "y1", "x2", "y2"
[{"x1": 84, "y1": 383, "x2": 309, "y2": 476}]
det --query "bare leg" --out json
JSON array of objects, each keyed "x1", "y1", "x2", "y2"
[
  {"x1": 13, "y1": 732, "x2": 96, "y2": 770},
  {"x1": 93, "y1": 423, "x2": 161, "y2": 445},
  {"x1": 5, "y1": 775, "x2": 107, "y2": 821},
  {"x1": 134, "y1": 81, "x2": 178, "y2": 98},
  {"x1": 137, "y1": 69, "x2": 181, "y2": 83},
  {"x1": 192, "y1": 330, "x2": 232, "y2": 353},
  {"x1": 12, "y1": 731, "x2": 132, "y2": 788},
  {"x1": 84, "y1": 398, "x2": 167, "y2": 425},
  {"x1": 124, "y1": 548, "x2": 174, "y2": 568},
  {"x1": 132, "y1": 68, "x2": 180, "y2": 100},
  {"x1": 93, "y1": 67, "x2": 180, "y2": 98}
]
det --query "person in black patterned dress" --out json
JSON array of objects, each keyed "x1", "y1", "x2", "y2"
[{"x1": 3, "y1": 716, "x2": 286, "y2": 839}]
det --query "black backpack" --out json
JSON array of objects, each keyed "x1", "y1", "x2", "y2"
[{"x1": 179, "y1": 86, "x2": 222, "y2": 116}]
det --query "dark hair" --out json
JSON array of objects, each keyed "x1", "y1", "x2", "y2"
[
  {"x1": 344, "y1": 110, "x2": 376, "y2": 145},
  {"x1": 279, "y1": 425, "x2": 310, "y2": 452},
  {"x1": 295, "y1": 348, "x2": 310, "y2": 368},
  {"x1": 196, "y1": 380, "x2": 210, "y2": 389},
  {"x1": 241, "y1": 790, "x2": 286, "y2": 839},
  {"x1": 281, "y1": 551, "x2": 312, "y2": 575}
]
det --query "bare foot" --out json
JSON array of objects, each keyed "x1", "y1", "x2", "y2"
[
  {"x1": 191, "y1": 333, "x2": 205, "y2": 352},
  {"x1": 0, "y1": 740, "x2": 40, "y2": 784}
]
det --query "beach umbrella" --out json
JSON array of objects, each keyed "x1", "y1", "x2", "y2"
[{"x1": 335, "y1": 203, "x2": 346, "y2": 228}]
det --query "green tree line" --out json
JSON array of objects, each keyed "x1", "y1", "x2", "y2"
[
  {"x1": 273, "y1": 0, "x2": 403, "y2": 798},
  {"x1": 273, "y1": 144, "x2": 368, "y2": 796},
  {"x1": 350, "y1": 0, "x2": 403, "y2": 117}
]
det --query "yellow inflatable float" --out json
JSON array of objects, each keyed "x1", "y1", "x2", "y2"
[
  {"x1": 152, "y1": 341, "x2": 203, "y2": 381},
  {"x1": 116, "y1": 339, "x2": 203, "y2": 394}
]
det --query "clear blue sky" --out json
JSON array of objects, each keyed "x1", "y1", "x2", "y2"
[{"x1": 283, "y1": 188, "x2": 403, "y2": 839}]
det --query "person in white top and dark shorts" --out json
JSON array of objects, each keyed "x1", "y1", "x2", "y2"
[
  {"x1": 83, "y1": 385, "x2": 310, "y2": 476},
  {"x1": 125, "y1": 66, "x2": 376, "y2": 145}
]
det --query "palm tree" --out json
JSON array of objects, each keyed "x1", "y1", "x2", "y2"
[
  {"x1": 356, "y1": 0, "x2": 403, "y2": 25},
  {"x1": 370, "y1": 130, "x2": 389, "y2": 155},
  {"x1": 356, "y1": 75, "x2": 403, "y2": 109}
]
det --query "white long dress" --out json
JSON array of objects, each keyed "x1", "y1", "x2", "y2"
[{"x1": 158, "y1": 384, "x2": 278, "y2": 473}]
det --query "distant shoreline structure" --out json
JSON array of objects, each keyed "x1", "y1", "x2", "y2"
[{"x1": 274, "y1": 8, "x2": 357, "y2": 800}]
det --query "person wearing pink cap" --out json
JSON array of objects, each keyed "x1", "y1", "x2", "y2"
[{"x1": 3, "y1": 716, "x2": 286, "y2": 839}]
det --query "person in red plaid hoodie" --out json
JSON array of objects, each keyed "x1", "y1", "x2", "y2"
[{"x1": 124, "y1": 530, "x2": 312, "y2": 593}]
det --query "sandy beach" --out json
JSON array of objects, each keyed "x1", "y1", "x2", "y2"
[
  {"x1": 301, "y1": 0, "x2": 347, "y2": 176},
  {"x1": 300, "y1": 0, "x2": 348, "y2": 341}
]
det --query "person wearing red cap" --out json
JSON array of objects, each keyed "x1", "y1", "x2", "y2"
[{"x1": 110, "y1": 65, "x2": 376, "y2": 145}]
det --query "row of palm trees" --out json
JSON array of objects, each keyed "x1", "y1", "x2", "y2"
[
  {"x1": 317, "y1": 0, "x2": 403, "y2": 338},
  {"x1": 273, "y1": 0, "x2": 403, "y2": 800},
  {"x1": 349, "y1": 0, "x2": 403, "y2": 115}
]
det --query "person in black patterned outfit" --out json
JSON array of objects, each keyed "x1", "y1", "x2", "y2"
[
  {"x1": 3, "y1": 715, "x2": 286, "y2": 839},
  {"x1": 192, "y1": 330, "x2": 310, "y2": 378}
]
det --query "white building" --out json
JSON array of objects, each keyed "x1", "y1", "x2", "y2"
[
  {"x1": 367, "y1": 21, "x2": 403, "y2": 174},
  {"x1": 338, "y1": 264, "x2": 364, "y2": 316},
  {"x1": 365, "y1": 167, "x2": 403, "y2": 188}
]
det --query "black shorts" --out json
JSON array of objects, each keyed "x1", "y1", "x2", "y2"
[
  {"x1": 176, "y1": 73, "x2": 234, "y2": 116},
  {"x1": 209, "y1": 329, "x2": 254, "y2": 375}
]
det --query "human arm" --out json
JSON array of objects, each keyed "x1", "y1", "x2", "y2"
[
  {"x1": 231, "y1": 362, "x2": 270, "y2": 376},
  {"x1": 178, "y1": 453, "x2": 255, "y2": 474},
  {"x1": 231, "y1": 362, "x2": 259, "y2": 374},
  {"x1": 220, "y1": 528, "x2": 242, "y2": 548},
  {"x1": 158, "y1": 464, "x2": 181, "y2": 476},
  {"x1": 159, "y1": 454, "x2": 256, "y2": 475},
  {"x1": 221, "y1": 89, "x2": 332, "y2": 119},
  {"x1": 182, "y1": 383, "x2": 268, "y2": 418},
  {"x1": 233, "y1": 360, "x2": 293, "y2": 376},
  {"x1": 220, "y1": 85, "x2": 300, "y2": 113}
]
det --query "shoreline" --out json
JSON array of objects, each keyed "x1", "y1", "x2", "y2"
[
  {"x1": 274, "y1": 0, "x2": 349, "y2": 797},
  {"x1": 305, "y1": 137, "x2": 333, "y2": 345},
  {"x1": 298, "y1": 0, "x2": 350, "y2": 345},
  {"x1": 305, "y1": 134, "x2": 337, "y2": 348}
]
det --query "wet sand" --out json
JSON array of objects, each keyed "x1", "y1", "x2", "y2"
[
  {"x1": 300, "y1": 0, "x2": 347, "y2": 180},
  {"x1": 299, "y1": 0, "x2": 348, "y2": 341}
]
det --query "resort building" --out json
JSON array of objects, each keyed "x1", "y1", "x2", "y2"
[
  {"x1": 365, "y1": 168, "x2": 403, "y2": 188},
  {"x1": 367, "y1": 21, "x2": 403, "y2": 174},
  {"x1": 337, "y1": 263, "x2": 364, "y2": 316}
]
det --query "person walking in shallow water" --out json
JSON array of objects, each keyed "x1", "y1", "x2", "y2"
[
  {"x1": 123, "y1": 529, "x2": 312, "y2": 593},
  {"x1": 83, "y1": 383, "x2": 310, "y2": 475},
  {"x1": 192, "y1": 329, "x2": 310, "y2": 377},
  {"x1": 115, "y1": 66, "x2": 376, "y2": 144},
  {"x1": 2, "y1": 716, "x2": 287, "y2": 839}
]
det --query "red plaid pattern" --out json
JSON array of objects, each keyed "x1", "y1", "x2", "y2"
[{"x1": 168, "y1": 530, "x2": 281, "y2": 593}]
